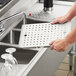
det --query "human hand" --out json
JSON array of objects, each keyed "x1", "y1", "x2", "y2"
[
  {"x1": 51, "y1": 16, "x2": 68, "y2": 24},
  {"x1": 49, "y1": 39, "x2": 70, "y2": 52}
]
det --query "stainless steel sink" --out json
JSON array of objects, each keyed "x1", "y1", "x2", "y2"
[
  {"x1": 0, "y1": 3, "x2": 73, "y2": 76},
  {"x1": 0, "y1": 25, "x2": 72, "y2": 76},
  {"x1": 0, "y1": 23, "x2": 39, "y2": 64},
  {"x1": 0, "y1": 41, "x2": 39, "y2": 76},
  {"x1": 0, "y1": 27, "x2": 39, "y2": 76},
  {"x1": 0, "y1": 29, "x2": 20, "y2": 44},
  {"x1": 0, "y1": 18, "x2": 43, "y2": 44},
  {"x1": 0, "y1": 23, "x2": 42, "y2": 76},
  {"x1": 0, "y1": 45, "x2": 38, "y2": 64}
]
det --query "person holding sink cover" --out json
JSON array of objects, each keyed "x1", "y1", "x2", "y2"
[{"x1": 50, "y1": 2, "x2": 76, "y2": 52}]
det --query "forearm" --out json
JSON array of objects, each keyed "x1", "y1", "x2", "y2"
[
  {"x1": 64, "y1": 2, "x2": 76, "y2": 21},
  {"x1": 65, "y1": 25, "x2": 76, "y2": 44}
]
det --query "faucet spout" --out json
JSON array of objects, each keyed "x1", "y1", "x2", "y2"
[{"x1": 44, "y1": 0, "x2": 53, "y2": 12}]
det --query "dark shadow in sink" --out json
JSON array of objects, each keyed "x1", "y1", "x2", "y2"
[
  {"x1": 14, "y1": 19, "x2": 46, "y2": 29},
  {"x1": 26, "y1": 19, "x2": 46, "y2": 24},
  {"x1": 1, "y1": 30, "x2": 20, "y2": 44},
  {"x1": 0, "y1": 45, "x2": 38, "y2": 64},
  {"x1": 15, "y1": 20, "x2": 23, "y2": 29}
]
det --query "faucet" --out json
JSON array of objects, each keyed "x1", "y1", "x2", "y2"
[{"x1": 44, "y1": 0, "x2": 53, "y2": 12}]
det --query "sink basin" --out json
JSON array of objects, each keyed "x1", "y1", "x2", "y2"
[
  {"x1": 0, "y1": 28, "x2": 20, "y2": 44},
  {"x1": 0, "y1": 23, "x2": 41, "y2": 76},
  {"x1": 0, "y1": 43, "x2": 38, "y2": 76},
  {"x1": 0, "y1": 25, "x2": 38, "y2": 64},
  {"x1": 0, "y1": 45, "x2": 38, "y2": 64}
]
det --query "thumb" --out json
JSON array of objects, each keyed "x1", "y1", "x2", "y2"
[{"x1": 49, "y1": 40, "x2": 55, "y2": 45}]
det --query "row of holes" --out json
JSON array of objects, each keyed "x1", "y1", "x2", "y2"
[{"x1": 21, "y1": 23, "x2": 70, "y2": 47}]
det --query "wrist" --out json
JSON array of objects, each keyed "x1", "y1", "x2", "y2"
[
  {"x1": 64, "y1": 37, "x2": 72, "y2": 45},
  {"x1": 64, "y1": 14, "x2": 72, "y2": 22}
]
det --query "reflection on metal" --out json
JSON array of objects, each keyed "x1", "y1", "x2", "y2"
[
  {"x1": 0, "y1": 0, "x2": 19, "y2": 17},
  {"x1": 0, "y1": 22, "x2": 5, "y2": 33},
  {"x1": 0, "y1": 0, "x2": 11, "y2": 9},
  {"x1": 0, "y1": 12, "x2": 26, "y2": 24}
]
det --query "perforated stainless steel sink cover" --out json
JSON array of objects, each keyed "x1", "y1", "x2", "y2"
[{"x1": 19, "y1": 22, "x2": 71, "y2": 48}]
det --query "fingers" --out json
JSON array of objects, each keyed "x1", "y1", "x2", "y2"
[
  {"x1": 51, "y1": 17, "x2": 61, "y2": 24},
  {"x1": 49, "y1": 40, "x2": 56, "y2": 50},
  {"x1": 49, "y1": 39, "x2": 66, "y2": 52},
  {"x1": 49, "y1": 40, "x2": 55, "y2": 45},
  {"x1": 51, "y1": 19, "x2": 58, "y2": 24},
  {"x1": 50, "y1": 44, "x2": 65, "y2": 52},
  {"x1": 51, "y1": 16, "x2": 65, "y2": 24},
  {"x1": 50, "y1": 44, "x2": 54, "y2": 50}
]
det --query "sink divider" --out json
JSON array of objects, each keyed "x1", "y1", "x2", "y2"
[{"x1": 9, "y1": 28, "x2": 21, "y2": 44}]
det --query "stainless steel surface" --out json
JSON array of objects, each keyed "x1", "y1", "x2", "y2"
[
  {"x1": 0, "y1": 0, "x2": 38, "y2": 19},
  {"x1": 19, "y1": 22, "x2": 71, "y2": 48},
  {"x1": 54, "y1": 1, "x2": 74, "y2": 6},
  {"x1": 55, "y1": 0, "x2": 75, "y2": 2},
  {"x1": 0, "y1": 15, "x2": 73, "y2": 76},
  {"x1": 0, "y1": 22, "x2": 5, "y2": 33},
  {"x1": 0, "y1": 12, "x2": 26, "y2": 41},
  {"x1": 74, "y1": 43, "x2": 76, "y2": 76},
  {"x1": 0, "y1": 29, "x2": 46, "y2": 76},
  {"x1": 26, "y1": 3, "x2": 72, "y2": 22},
  {"x1": 0, "y1": 44, "x2": 39, "y2": 75},
  {"x1": 40, "y1": 0, "x2": 75, "y2": 2},
  {"x1": 0, "y1": 1, "x2": 75, "y2": 76},
  {"x1": 0, "y1": 0, "x2": 19, "y2": 17},
  {"x1": 22, "y1": 46, "x2": 72, "y2": 76},
  {"x1": 0, "y1": 26, "x2": 73, "y2": 76},
  {"x1": 0, "y1": 0, "x2": 39, "y2": 39},
  {"x1": 0, "y1": 44, "x2": 38, "y2": 64},
  {"x1": 0, "y1": 0, "x2": 11, "y2": 9},
  {"x1": 0, "y1": 24, "x2": 44, "y2": 75}
]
